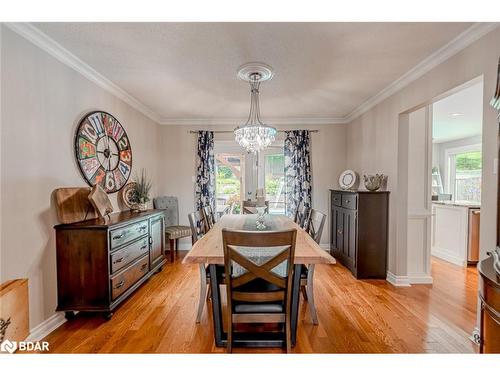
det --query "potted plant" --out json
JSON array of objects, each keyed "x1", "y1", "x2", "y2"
[{"x1": 130, "y1": 169, "x2": 152, "y2": 211}]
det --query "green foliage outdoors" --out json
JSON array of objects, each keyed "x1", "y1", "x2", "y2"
[{"x1": 456, "y1": 151, "x2": 482, "y2": 171}]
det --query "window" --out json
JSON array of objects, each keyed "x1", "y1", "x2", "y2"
[
  {"x1": 264, "y1": 152, "x2": 285, "y2": 214},
  {"x1": 215, "y1": 153, "x2": 244, "y2": 214},
  {"x1": 447, "y1": 147, "x2": 481, "y2": 203}
]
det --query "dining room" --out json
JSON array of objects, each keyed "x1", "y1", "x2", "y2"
[{"x1": 2, "y1": 4, "x2": 500, "y2": 373}]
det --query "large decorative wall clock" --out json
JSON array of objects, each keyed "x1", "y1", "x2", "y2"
[{"x1": 75, "y1": 111, "x2": 132, "y2": 193}]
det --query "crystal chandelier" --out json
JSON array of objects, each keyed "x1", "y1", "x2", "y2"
[{"x1": 234, "y1": 63, "x2": 277, "y2": 153}]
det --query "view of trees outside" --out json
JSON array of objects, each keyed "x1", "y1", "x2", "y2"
[
  {"x1": 454, "y1": 151, "x2": 481, "y2": 202},
  {"x1": 215, "y1": 154, "x2": 242, "y2": 213},
  {"x1": 215, "y1": 152, "x2": 286, "y2": 215},
  {"x1": 265, "y1": 153, "x2": 285, "y2": 214}
]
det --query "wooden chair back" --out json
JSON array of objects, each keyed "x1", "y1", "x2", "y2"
[
  {"x1": 242, "y1": 200, "x2": 269, "y2": 214},
  {"x1": 202, "y1": 206, "x2": 216, "y2": 229},
  {"x1": 188, "y1": 210, "x2": 209, "y2": 244},
  {"x1": 222, "y1": 228, "x2": 296, "y2": 305},
  {"x1": 293, "y1": 201, "x2": 311, "y2": 229},
  {"x1": 304, "y1": 209, "x2": 326, "y2": 244}
]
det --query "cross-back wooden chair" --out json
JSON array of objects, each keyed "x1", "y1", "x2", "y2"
[
  {"x1": 242, "y1": 200, "x2": 269, "y2": 214},
  {"x1": 202, "y1": 205, "x2": 216, "y2": 229},
  {"x1": 222, "y1": 228, "x2": 297, "y2": 353},
  {"x1": 300, "y1": 208, "x2": 327, "y2": 325},
  {"x1": 293, "y1": 200, "x2": 311, "y2": 229},
  {"x1": 188, "y1": 210, "x2": 213, "y2": 323}
]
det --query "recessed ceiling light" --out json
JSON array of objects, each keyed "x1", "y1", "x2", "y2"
[{"x1": 451, "y1": 112, "x2": 464, "y2": 117}]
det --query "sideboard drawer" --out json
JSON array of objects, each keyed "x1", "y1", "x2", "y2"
[
  {"x1": 341, "y1": 194, "x2": 358, "y2": 210},
  {"x1": 110, "y1": 236, "x2": 149, "y2": 274},
  {"x1": 110, "y1": 255, "x2": 149, "y2": 301},
  {"x1": 110, "y1": 220, "x2": 149, "y2": 249}
]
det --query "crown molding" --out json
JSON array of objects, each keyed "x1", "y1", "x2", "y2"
[
  {"x1": 344, "y1": 22, "x2": 500, "y2": 123},
  {"x1": 5, "y1": 22, "x2": 499, "y2": 127},
  {"x1": 4, "y1": 22, "x2": 161, "y2": 123},
  {"x1": 158, "y1": 116, "x2": 348, "y2": 126}
]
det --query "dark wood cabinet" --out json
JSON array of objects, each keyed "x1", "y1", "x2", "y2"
[
  {"x1": 478, "y1": 256, "x2": 500, "y2": 353},
  {"x1": 330, "y1": 190, "x2": 389, "y2": 279},
  {"x1": 54, "y1": 210, "x2": 166, "y2": 319}
]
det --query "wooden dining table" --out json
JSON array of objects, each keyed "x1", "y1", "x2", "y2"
[{"x1": 183, "y1": 214, "x2": 336, "y2": 348}]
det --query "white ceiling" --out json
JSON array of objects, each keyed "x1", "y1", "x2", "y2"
[
  {"x1": 33, "y1": 22, "x2": 474, "y2": 124},
  {"x1": 432, "y1": 81, "x2": 483, "y2": 143}
]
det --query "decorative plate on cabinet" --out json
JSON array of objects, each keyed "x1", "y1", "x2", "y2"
[
  {"x1": 74, "y1": 111, "x2": 132, "y2": 193},
  {"x1": 338, "y1": 170, "x2": 359, "y2": 190},
  {"x1": 121, "y1": 182, "x2": 138, "y2": 210}
]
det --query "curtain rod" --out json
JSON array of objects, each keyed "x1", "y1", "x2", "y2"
[{"x1": 188, "y1": 130, "x2": 319, "y2": 134}]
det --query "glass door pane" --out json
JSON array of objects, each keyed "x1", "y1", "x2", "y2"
[
  {"x1": 264, "y1": 152, "x2": 285, "y2": 214},
  {"x1": 215, "y1": 153, "x2": 245, "y2": 214}
]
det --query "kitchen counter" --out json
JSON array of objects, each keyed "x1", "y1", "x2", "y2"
[
  {"x1": 432, "y1": 200, "x2": 480, "y2": 209},
  {"x1": 431, "y1": 203, "x2": 480, "y2": 266}
]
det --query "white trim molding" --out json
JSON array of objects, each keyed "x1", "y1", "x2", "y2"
[
  {"x1": 408, "y1": 275, "x2": 434, "y2": 284},
  {"x1": 159, "y1": 117, "x2": 348, "y2": 126},
  {"x1": 26, "y1": 312, "x2": 66, "y2": 342},
  {"x1": 386, "y1": 271, "x2": 411, "y2": 287},
  {"x1": 4, "y1": 22, "x2": 499, "y2": 127},
  {"x1": 344, "y1": 22, "x2": 499, "y2": 123},
  {"x1": 3, "y1": 22, "x2": 161, "y2": 123}
]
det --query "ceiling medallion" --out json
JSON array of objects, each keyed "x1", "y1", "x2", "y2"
[{"x1": 234, "y1": 62, "x2": 277, "y2": 154}]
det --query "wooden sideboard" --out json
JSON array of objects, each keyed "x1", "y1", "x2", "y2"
[
  {"x1": 330, "y1": 189, "x2": 389, "y2": 279},
  {"x1": 478, "y1": 256, "x2": 500, "y2": 353},
  {"x1": 54, "y1": 210, "x2": 166, "y2": 319}
]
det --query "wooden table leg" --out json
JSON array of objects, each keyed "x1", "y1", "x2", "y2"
[
  {"x1": 290, "y1": 264, "x2": 302, "y2": 346},
  {"x1": 209, "y1": 264, "x2": 224, "y2": 346}
]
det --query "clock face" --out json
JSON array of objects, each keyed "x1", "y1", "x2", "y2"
[{"x1": 75, "y1": 111, "x2": 132, "y2": 193}]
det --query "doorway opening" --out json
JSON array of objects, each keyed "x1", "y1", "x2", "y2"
[
  {"x1": 431, "y1": 80, "x2": 483, "y2": 270},
  {"x1": 403, "y1": 78, "x2": 483, "y2": 287}
]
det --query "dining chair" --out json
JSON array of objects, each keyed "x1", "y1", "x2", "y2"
[
  {"x1": 188, "y1": 210, "x2": 212, "y2": 323},
  {"x1": 293, "y1": 201, "x2": 311, "y2": 229},
  {"x1": 242, "y1": 200, "x2": 269, "y2": 214},
  {"x1": 222, "y1": 228, "x2": 297, "y2": 353},
  {"x1": 153, "y1": 196, "x2": 192, "y2": 263},
  {"x1": 202, "y1": 205, "x2": 216, "y2": 229},
  {"x1": 300, "y1": 208, "x2": 327, "y2": 325}
]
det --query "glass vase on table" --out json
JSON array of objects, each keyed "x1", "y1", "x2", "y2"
[{"x1": 255, "y1": 207, "x2": 267, "y2": 230}]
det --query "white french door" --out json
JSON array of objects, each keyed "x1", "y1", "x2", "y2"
[{"x1": 214, "y1": 141, "x2": 285, "y2": 214}]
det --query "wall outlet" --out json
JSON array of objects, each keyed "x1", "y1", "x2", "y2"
[{"x1": 494, "y1": 158, "x2": 498, "y2": 175}]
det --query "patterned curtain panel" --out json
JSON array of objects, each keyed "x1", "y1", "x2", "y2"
[
  {"x1": 284, "y1": 130, "x2": 312, "y2": 217},
  {"x1": 195, "y1": 131, "x2": 216, "y2": 213}
]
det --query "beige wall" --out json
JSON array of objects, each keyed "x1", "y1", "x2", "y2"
[
  {"x1": 0, "y1": 27, "x2": 162, "y2": 329},
  {"x1": 157, "y1": 123, "x2": 347, "y2": 248},
  {"x1": 0, "y1": 26, "x2": 346, "y2": 332},
  {"x1": 346, "y1": 27, "x2": 500, "y2": 277}
]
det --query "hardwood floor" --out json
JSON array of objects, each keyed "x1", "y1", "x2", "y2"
[{"x1": 43, "y1": 254, "x2": 478, "y2": 353}]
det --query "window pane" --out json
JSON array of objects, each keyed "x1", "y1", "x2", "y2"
[
  {"x1": 215, "y1": 154, "x2": 242, "y2": 214},
  {"x1": 265, "y1": 153, "x2": 285, "y2": 214},
  {"x1": 454, "y1": 151, "x2": 481, "y2": 202}
]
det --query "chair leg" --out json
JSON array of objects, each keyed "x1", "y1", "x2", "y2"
[
  {"x1": 306, "y1": 264, "x2": 318, "y2": 325},
  {"x1": 169, "y1": 239, "x2": 175, "y2": 263},
  {"x1": 196, "y1": 264, "x2": 207, "y2": 323},
  {"x1": 175, "y1": 239, "x2": 179, "y2": 255},
  {"x1": 207, "y1": 281, "x2": 212, "y2": 300},
  {"x1": 227, "y1": 321, "x2": 233, "y2": 353},
  {"x1": 300, "y1": 285, "x2": 308, "y2": 301},
  {"x1": 285, "y1": 315, "x2": 291, "y2": 353}
]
